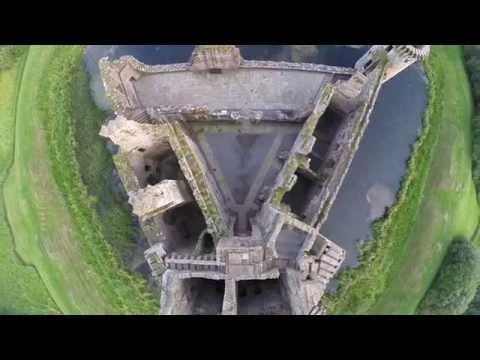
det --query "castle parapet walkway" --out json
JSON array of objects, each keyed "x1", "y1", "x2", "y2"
[{"x1": 165, "y1": 254, "x2": 224, "y2": 273}]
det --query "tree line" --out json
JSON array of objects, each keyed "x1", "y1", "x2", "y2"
[
  {"x1": 417, "y1": 238, "x2": 480, "y2": 314},
  {"x1": 462, "y1": 45, "x2": 480, "y2": 315}
]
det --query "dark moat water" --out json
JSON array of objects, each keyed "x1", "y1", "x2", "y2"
[{"x1": 84, "y1": 45, "x2": 428, "y2": 269}]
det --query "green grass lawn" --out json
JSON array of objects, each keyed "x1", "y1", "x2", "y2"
[
  {"x1": 2, "y1": 44, "x2": 476, "y2": 315},
  {"x1": 2, "y1": 45, "x2": 158, "y2": 314},
  {"x1": 326, "y1": 45, "x2": 479, "y2": 315},
  {"x1": 0, "y1": 50, "x2": 59, "y2": 314}
]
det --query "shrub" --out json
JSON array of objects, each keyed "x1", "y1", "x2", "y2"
[
  {"x1": 417, "y1": 238, "x2": 480, "y2": 315},
  {"x1": 0, "y1": 46, "x2": 28, "y2": 71},
  {"x1": 464, "y1": 46, "x2": 480, "y2": 193},
  {"x1": 464, "y1": 288, "x2": 480, "y2": 315}
]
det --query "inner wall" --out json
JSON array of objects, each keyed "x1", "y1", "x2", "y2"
[
  {"x1": 237, "y1": 279, "x2": 291, "y2": 315},
  {"x1": 86, "y1": 45, "x2": 427, "y2": 271}
]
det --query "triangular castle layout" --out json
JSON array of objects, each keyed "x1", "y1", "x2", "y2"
[{"x1": 99, "y1": 45, "x2": 430, "y2": 315}]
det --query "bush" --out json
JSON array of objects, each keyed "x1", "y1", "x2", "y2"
[
  {"x1": 464, "y1": 46, "x2": 480, "y2": 193},
  {"x1": 464, "y1": 288, "x2": 480, "y2": 315},
  {"x1": 0, "y1": 46, "x2": 28, "y2": 71},
  {"x1": 462, "y1": 46, "x2": 480, "y2": 315},
  {"x1": 417, "y1": 238, "x2": 480, "y2": 315}
]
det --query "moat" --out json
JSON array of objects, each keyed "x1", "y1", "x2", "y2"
[{"x1": 85, "y1": 45, "x2": 427, "y2": 270}]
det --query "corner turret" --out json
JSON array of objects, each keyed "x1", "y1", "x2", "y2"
[{"x1": 355, "y1": 45, "x2": 431, "y2": 83}]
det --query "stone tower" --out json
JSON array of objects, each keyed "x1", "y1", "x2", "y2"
[{"x1": 355, "y1": 45, "x2": 431, "y2": 83}]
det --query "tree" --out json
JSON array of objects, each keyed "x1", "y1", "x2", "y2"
[{"x1": 417, "y1": 238, "x2": 480, "y2": 315}]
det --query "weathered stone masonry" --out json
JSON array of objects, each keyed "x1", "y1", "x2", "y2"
[{"x1": 99, "y1": 45, "x2": 430, "y2": 315}]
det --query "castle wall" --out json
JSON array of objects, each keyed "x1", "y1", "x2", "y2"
[
  {"x1": 301, "y1": 63, "x2": 387, "y2": 230},
  {"x1": 159, "y1": 270, "x2": 198, "y2": 315},
  {"x1": 99, "y1": 45, "x2": 429, "y2": 315},
  {"x1": 280, "y1": 269, "x2": 322, "y2": 315},
  {"x1": 222, "y1": 279, "x2": 238, "y2": 315}
]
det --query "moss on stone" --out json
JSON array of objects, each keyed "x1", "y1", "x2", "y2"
[{"x1": 168, "y1": 121, "x2": 227, "y2": 237}]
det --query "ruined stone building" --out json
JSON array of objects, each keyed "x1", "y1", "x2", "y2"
[{"x1": 99, "y1": 45, "x2": 430, "y2": 315}]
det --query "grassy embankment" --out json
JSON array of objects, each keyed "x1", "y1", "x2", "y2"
[
  {"x1": 325, "y1": 45, "x2": 479, "y2": 315},
  {"x1": 461, "y1": 45, "x2": 480, "y2": 315},
  {"x1": 0, "y1": 47, "x2": 59, "y2": 314},
  {"x1": 3, "y1": 45, "x2": 158, "y2": 314}
]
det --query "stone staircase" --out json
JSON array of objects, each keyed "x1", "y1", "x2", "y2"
[
  {"x1": 145, "y1": 250, "x2": 165, "y2": 278},
  {"x1": 308, "y1": 304, "x2": 326, "y2": 315},
  {"x1": 165, "y1": 253, "x2": 226, "y2": 273},
  {"x1": 130, "y1": 108, "x2": 151, "y2": 123},
  {"x1": 298, "y1": 238, "x2": 345, "y2": 287}
]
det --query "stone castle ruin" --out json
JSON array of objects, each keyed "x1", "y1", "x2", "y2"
[{"x1": 99, "y1": 45, "x2": 430, "y2": 315}]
